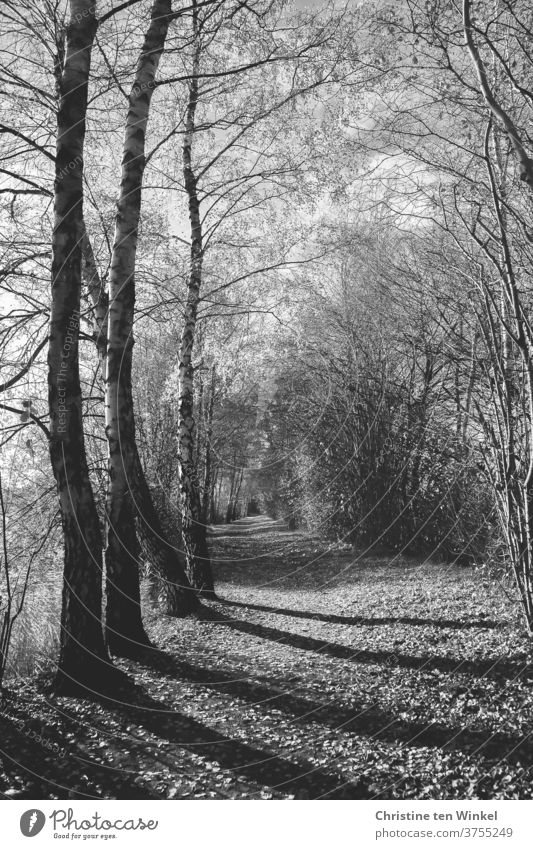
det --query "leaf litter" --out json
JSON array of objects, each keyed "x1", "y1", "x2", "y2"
[{"x1": 1, "y1": 524, "x2": 533, "y2": 799}]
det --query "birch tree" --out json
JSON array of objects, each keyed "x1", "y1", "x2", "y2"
[
  {"x1": 177, "y1": 0, "x2": 215, "y2": 595},
  {"x1": 104, "y1": 0, "x2": 177, "y2": 655},
  {"x1": 48, "y1": 0, "x2": 112, "y2": 692}
]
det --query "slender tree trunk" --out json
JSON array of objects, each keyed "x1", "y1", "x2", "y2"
[
  {"x1": 178, "y1": 9, "x2": 215, "y2": 596},
  {"x1": 132, "y1": 449, "x2": 200, "y2": 613},
  {"x1": 225, "y1": 451, "x2": 239, "y2": 524},
  {"x1": 196, "y1": 370, "x2": 205, "y2": 462},
  {"x1": 234, "y1": 467, "x2": 245, "y2": 518},
  {"x1": 48, "y1": 0, "x2": 112, "y2": 693},
  {"x1": 461, "y1": 329, "x2": 477, "y2": 444},
  {"x1": 105, "y1": 0, "x2": 173, "y2": 654},
  {"x1": 82, "y1": 231, "x2": 108, "y2": 375},
  {"x1": 82, "y1": 231, "x2": 200, "y2": 616},
  {"x1": 215, "y1": 473, "x2": 224, "y2": 522},
  {"x1": 454, "y1": 317, "x2": 463, "y2": 439},
  {"x1": 201, "y1": 365, "x2": 216, "y2": 524}
]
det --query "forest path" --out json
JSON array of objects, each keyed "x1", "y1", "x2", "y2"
[
  {"x1": 206, "y1": 514, "x2": 289, "y2": 537},
  {"x1": 3, "y1": 523, "x2": 533, "y2": 799}
]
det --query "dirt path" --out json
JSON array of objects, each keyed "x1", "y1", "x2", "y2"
[{"x1": 2, "y1": 518, "x2": 533, "y2": 799}]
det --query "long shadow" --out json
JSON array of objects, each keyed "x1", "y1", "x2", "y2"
[
  {"x1": 0, "y1": 715, "x2": 158, "y2": 799},
  {"x1": 96, "y1": 676, "x2": 371, "y2": 799},
  {"x1": 219, "y1": 598, "x2": 502, "y2": 630},
  {"x1": 199, "y1": 609, "x2": 531, "y2": 681},
  {"x1": 135, "y1": 648, "x2": 533, "y2": 767}
]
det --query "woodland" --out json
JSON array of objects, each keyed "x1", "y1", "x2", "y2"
[{"x1": 2, "y1": 0, "x2": 533, "y2": 800}]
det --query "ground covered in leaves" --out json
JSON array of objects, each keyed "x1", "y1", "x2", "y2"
[{"x1": 2, "y1": 516, "x2": 533, "y2": 799}]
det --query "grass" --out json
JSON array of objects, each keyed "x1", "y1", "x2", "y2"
[
  {"x1": 1, "y1": 517, "x2": 533, "y2": 800},
  {"x1": 5, "y1": 557, "x2": 61, "y2": 680}
]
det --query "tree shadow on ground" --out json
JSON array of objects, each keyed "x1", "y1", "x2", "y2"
[
  {"x1": 197, "y1": 608, "x2": 531, "y2": 681},
  {"x1": 93, "y1": 673, "x2": 371, "y2": 799},
  {"x1": 135, "y1": 647, "x2": 533, "y2": 768},
  {"x1": 219, "y1": 598, "x2": 501, "y2": 630},
  {"x1": 0, "y1": 712, "x2": 158, "y2": 799}
]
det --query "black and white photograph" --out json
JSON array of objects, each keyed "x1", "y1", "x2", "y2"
[{"x1": 1, "y1": 0, "x2": 533, "y2": 841}]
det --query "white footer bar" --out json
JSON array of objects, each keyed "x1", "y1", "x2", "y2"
[{"x1": 1, "y1": 800, "x2": 530, "y2": 848}]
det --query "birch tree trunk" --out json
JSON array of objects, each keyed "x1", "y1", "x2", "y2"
[
  {"x1": 178, "y1": 8, "x2": 215, "y2": 597},
  {"x1": 132, "y1": 450, "x2": 200, "y2": 614},
  {"x1": 201, "y1": 365, "x2": 216, "y2": 524},
  {"x1": 48, "y1": 0, "x2": 111, "y2": 693},
  {"x1": 104, "y1": 0, "x2": 174, "y2": 654}
]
